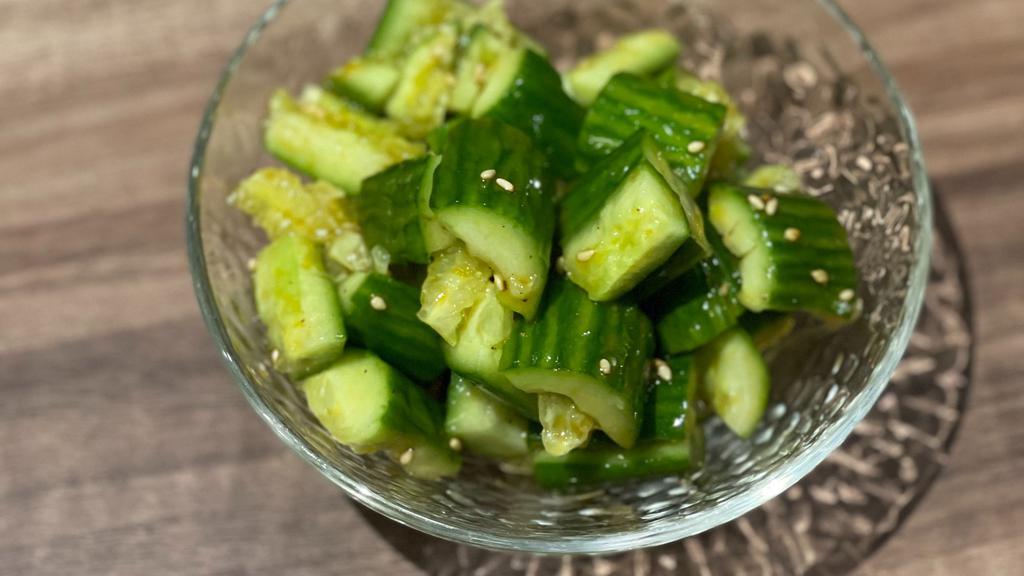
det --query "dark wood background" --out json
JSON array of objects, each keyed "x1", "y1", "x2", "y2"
[{"x1": 1, "y1": 0, "x2": 1021, "y2": 574}]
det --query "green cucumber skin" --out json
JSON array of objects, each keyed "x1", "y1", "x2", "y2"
[
  {"x1": 475, "y1": 50, "x2": 585, "y2": 179},
  {"x1": 739, "y1": 311, "x2": 797, "y2": 352},
  {"x1": 357, "y1": 157, "x2": 433, "y2": 265},
  {"x1": 708, "y1": 183, "x2": 859, "y2": 319},
  {"x1": 445, "y1": 375, "x2": 530, "y2": 459},
  {"x1": 254, "y1": 236, "x2": 347, "y2": 378},
  {"x1": 500, "y1": 279, "x2": 654, "y2": 448},
  {"x1": 365, "y1": 0, "x2": 456, "y2": 59},
  {"x1": 649, "y1": 230, "x2": 745, "y2": 354},
  {"x1": 533, "y1": 440, "x2": 693, "y2": 489},
  {"x1": 339, "y1": 273, "x2": 446, "y2": 382},
  {"x1": 430, "y1": 118, "x2": 555, "y2": 317},
  {"x1": 641, "y1": 355, "x2": 698, "y2": 442},
  {"x1": 578, "y1": 73, "x2": 726, "y2": 196},
  {"x1": 565, "y1": 29, "x2": 682, "y2": 106},
  {"x1": 632, "y1": 239, "x2": 710, "y2": 301}
]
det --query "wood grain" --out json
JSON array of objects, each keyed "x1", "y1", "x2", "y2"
[{"x1": 1, "y1": 0, "x2": 1022, "y2": 574}]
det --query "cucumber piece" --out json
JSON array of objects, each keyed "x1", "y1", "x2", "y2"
[
  {"x1": 533, "y1": 440, "x2": 694, "y2": 489},
  {"x1": 560, "y1": 131, "x2": 707, "y2": 301},
  {"x1": 500, "y1": 279, "x2": 655, "y2": 449},
  {"x1": 385, "y1": 24, "x2": 459, "y2": 139},
  {"x1": 647, "y1": 230, "x2": 744, "y2": 354},
  {"x1": 565, "y1": 30, "x2": 681, "y2": 106},
  {"x1": 739, "y1": 312, "x2": 798, "y2": 352},
  {"x1": 418, "y1": 244, "x2": 494, "y2": 346},
  {"x1": 254, "y1": 236, "x2": 347, "y2": 377},
  {"x1": 578, "y1": 73, "x2": 727, "y2": 196},
  {"x1": 264, "y1": 88, "x2": 424, "y2": 193},
  {"x1": 356, "y1": 156, "x2": 436, "y2": 265},
  {"x1": 229, "y1": 168, "x2": 355, "y2": 244},
  {"x1": 325, "y1": 58, "x2": 401, "y2": 113},
  {"x1": 744, "y1": 164, "x2": 802, "y2": 194},
  {"x1": 365, "y1": 0, "x2": 457, "y2": 59},
  {"x1": 707, "y1": 182, "x2": 860, "y2": 319},
  {"x1": 668, "y1": 71, "x2": 750, "y2": 179},
  {"x1": 442, "y1": 284, "x2": 538, "y2": 420},
  {"x1": 472, "y1": 48, "x2": 584, "y2": 178},
  {"x1": 641, "y1": 355, "x2": 699, "y2": 442},
  {"x1": 415, "y1": 154, "x2": 456, "y2": 253},
  {"x1": 338, "y1": 273, "x2": 446, "y2": 382},
  {"x1": 326, "y1": 228, "x2": 374, "y2": 276},
  {"x1": 445, "y1": 375, "x2": 530, "y2": 459},
  {"x1": 537, "y1": 393, "x2": 595, "y2": 456},
  {"x1": 303, "y1": 350, "x2": 460, "y2": 479},
  {"x1": 632, "y1": 239, "x2": 709, "y2": 301},
  {"x1": 450, "y1": 25, "x2": 508, "y2": 115},
  {"x1": 431, "y1": 118, "x2": 555, "y2": 318},
  {"x1": 695, "y1": 327, "x2": 770, "y2": 438}
]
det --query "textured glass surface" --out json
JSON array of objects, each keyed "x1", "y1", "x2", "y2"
[{"x1": 187, "y1": 0, "x2": 932, "y2": 554}]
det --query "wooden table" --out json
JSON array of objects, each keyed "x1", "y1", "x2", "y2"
[{"x1": 2, "y1": 1, "x2": 1021, "y2": 574}]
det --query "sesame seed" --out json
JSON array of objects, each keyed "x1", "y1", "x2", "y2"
[
  {"x1": 654, "y1": 359, "x2": 672, "y2": 382},
  {"x1": 687, "y1": 141, "x2": 706, "y2": 154},
  {"x1": 247, "y1": 257, "x2": 257, "y2": 271},
  {"x1": 599, "y1": 358, "x2": 612, "y2": 375},
  {"x1": 839, "y1": 289, "x2": 856, "y2": 302},
  {"x1": 370, "y1": 295, "x2": 388, "y2": 311},
  {"x1": 271, "y1": 349, "x2": 280, "y2": 363},
  {"x1": 765, "y1": 197, "x2": 779, "y2": 216},
  {"x1": 315, "y1": 228, "x2": 329, "y2": 239},
  {"x1": 576, "y1": 249, "x2": 595, "y2": 262},
  {"x1": 480, "y1": 169, "x2": 496, "y2": 180},
  {"x1": 718, "y1": 282, "x2": 731, "y2": 296},
  {"x1": 496, "y1": 177, "x2": 515, "y2": 192},
  {"x1": 747, "y1": 194, "x2": 766, "y2": 211},
  {"x1": 811, "y1": 269, "x2": 830, "y2": 285},
  {"x1": 399, "y1": 449, "x2": 415, "y2": 465},
  {"x1": 448, "y1": 437, "x2": 463, "y2": 452},
  {"x1": 493, "y1": 273, "x2": 506, "y2": 292},
  {"x1": 555, "y1": 256, "x2": 566, "y2": 274},
  {"x1": 784, "y1": 227, "x2": 801, "y2": 242}
]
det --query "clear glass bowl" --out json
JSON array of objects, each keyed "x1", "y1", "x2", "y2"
[{"x1": 187, "y1": 0, "x2": 931, "y2": 555}]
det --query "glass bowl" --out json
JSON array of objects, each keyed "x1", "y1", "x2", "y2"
[{"x1": 187, "y1": 0, "x2": 931, "y2": 555}]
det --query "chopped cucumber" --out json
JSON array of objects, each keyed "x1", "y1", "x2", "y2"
[
  {"x1": 450, "y1": 25, "x2": 508, "y2": 115},
  {"x1": 431, "y1": 118, "x2": 555, "y2": 318},
  {"x1": 445, "y1": 375, "x2": 529, "y2": 459},
  {"x1": 708, "y1": 182, "x2": 860, "y2": 319},
  {"x1": 642, "y1": 355, "x2": 699, "y2": 442},
  {"x1": 385, "y1": 24, "x2": 458, "y2": 139},
  {"x1": 472, "y1": 48, "x2": 584, "y2": 178},
  {"x1": 744, "y1": 164, "x2": 802, "y2": 194},
  {"x1": 418, "y1": 244, "x2": 494, "y2": 346},
  {"x1": 229, "y1": 167, "x2": 355, "y2": 244},
  {"x1": 695, "y1": 328, "x2": 770, "y2": 438},
  {"x1": 303, "y1": 350, "x2": 460, "y2": 479},
  {"x1": 666, "y1": 71, "x2": 750, "y2": 179},
  {"x1": 537, "y1": 393, "x2": 595, "y2": 456},
  {"x1": 533, "y1": 440, "x2": 695, "y2": 489},
  {"x1": 325, "y1": 58, "x2": 401, "y2": 113},
  {"x1": 740, "y1": 312, "x2": 798, "y2": 352},
  {"x1": 356, "y1": 156, "x2": 435, "y2": 265},
  {"x1": 560, "y1": 131, "x2": 706, "y2": 301},
  {"x1": 632, "y1": 239, "x2": 709, "y2": 301},
  {"x1": 578, "y1": 73, "x2": 726, "y2": 196},
  {"x1": 565, "y1": 30, "x2": 681, "y2": 106},
  {"x1": 326, "y1": 228, "x2": 374, "y2": 276},
  {"x1": 339, "y1": 273, "x2": 446, "y2": 382},
  {"x1": 500, "y1": 279, "x2": 654, "y2": 449},
  {"x1": 264, "y1": 88, "x2": 424, "y2": 193},
  {"x1": 442, "y1": 284, "x2": 538, "y2": 420},
  {"x1": 647, "y1": 230, "x2": 744, "y2": 354},
  {"x1": 254, "y1": 236, "x2": 347, "y2": 377},
  {"x1": 365, "y1": 0, "x2": 457, "y2": 59}
]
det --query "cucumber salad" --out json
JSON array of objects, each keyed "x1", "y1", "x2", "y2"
[{"x1": 229, "y1": 0, "x2": 860, "y2": 488}]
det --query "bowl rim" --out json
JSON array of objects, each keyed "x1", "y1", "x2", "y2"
[{"x1": 186, "y1": 0, "x2": 933, "y2": 555}]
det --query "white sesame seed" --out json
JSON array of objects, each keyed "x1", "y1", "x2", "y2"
[
  {"x1": 493, "y1": 273, "x2": 506, "y2": 292},
  {"x1": 784, "y1": 227, "x2": 801, "y2": 242},
  {"x1": 576, "y1": 249, "x2": 596, "y2": 262},
  {"x1": 480, "y1": 169, "x2": 497, "y2": 180},
  {"x1": 370, "y1": 295, "x2": 388, "y2": 311},
  {"x1": 747, "y1": 194, "x2": 766, "y2": 211},
  {"x1": 654, "y1": 359, "x2": 673, "y2": 382},
  {"x1": 839, "y1": 289, "x2": 856, "y2": 302},
  {"x1": 271, "y1": 349, "x2": 281, "y2": 363},
  {"x1": 247, "y1": 257, "x2": 257, "y2": 271},
  {"x1": 811, "y1": 269, "x2": 830, "y2": 285},
  {"x1": 315, "y1": 228, "x2": 329, "y2": 239},
  {"x1": 496, "y1": 177, "x2": 515, "y2": 192},
  {"x1": 687, "y1": 141, "x2": 706, "y2": 154},
  {"x1": 448, "y1": 437, "x2": 463, "y2": 452},
  {"x1": 599, "y1": 358, "x2": 612, "y2": 375},
  {"x1": 718, "y1": 282, "x2": 731, "y2": 296},
  {"x1": 765, "y1": 197, "x2": 779, "y2": 216},
  {"x1": 399, "y1": 449, "x2": 415, "y2": 465}
]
